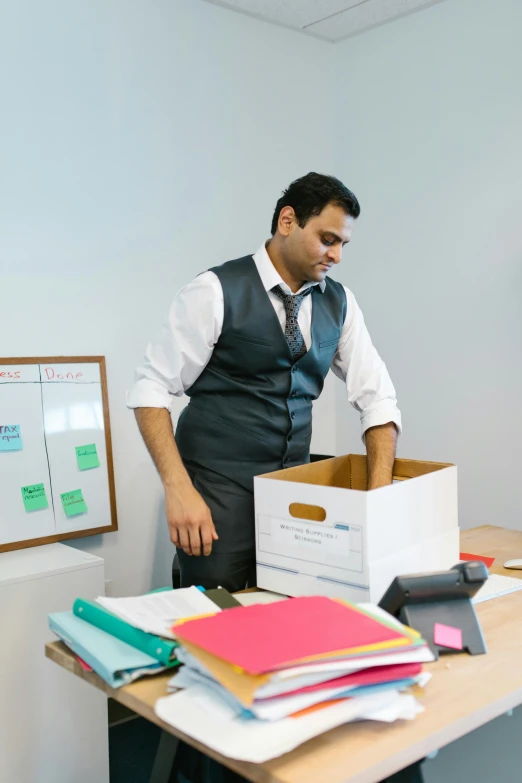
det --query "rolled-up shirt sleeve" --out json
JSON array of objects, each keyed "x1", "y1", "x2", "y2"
[
  {"x1": 126, "y1": 272, "x2": 223, "y2": 411},
  {"x1": 331, "y1": 287, "x2": 402, "y2": 440}
]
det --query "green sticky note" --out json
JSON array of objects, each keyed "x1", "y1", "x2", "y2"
[
  {"x1": 61, "y1": 489, "x2": 88, "y2": 517},
  {"x1": 21, "y1": 483, "x2": 49, "y2": 512},
  {"x1": 76, "y1": 443, "x2": 100, "y2": 471}
]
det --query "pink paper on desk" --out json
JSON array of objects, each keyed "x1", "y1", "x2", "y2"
[
  {"x1": 460, "y1": 552, "x2": 495, "y2": 568},
  {"x1": 173, "y1": 596, "x2": 410, "y2": 674},
  {"x1": 434, "y1": 622, "x2": 463, "y2": 650}
]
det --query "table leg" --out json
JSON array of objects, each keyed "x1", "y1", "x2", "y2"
[{"x1": 149, "y1": 729, "x2": 179, "y2": 783}]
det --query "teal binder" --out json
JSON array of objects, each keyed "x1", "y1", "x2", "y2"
[
  {"x1": 49, "y1": 611, "x2": 165, "y2": 688},
  {"x1": 73, "y1": 598, "x2": 179, "y2": 667}
]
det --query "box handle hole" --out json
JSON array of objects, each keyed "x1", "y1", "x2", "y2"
[{"x1": 289, "y1": 503, "x2": 326, "y2": 522}]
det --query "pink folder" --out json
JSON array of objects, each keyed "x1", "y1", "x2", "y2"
[{"x1": 173, "y1": 596, "x2": 411, "y2": 675}]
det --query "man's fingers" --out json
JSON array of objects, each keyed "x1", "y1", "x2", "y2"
[
  {"x1": 178, "y1": 527, "x2": 191, "y2": 555},
  {"x1": 188, "y1": 525, "x2": 202, "y2": 557},
  {"x1": 205, "y1": 511, "x2": 218, "y2": 541},
  {"x1": 201, "y1": 525, "x2": 213, "y2": 556}
]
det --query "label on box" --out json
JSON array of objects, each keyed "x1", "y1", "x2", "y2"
[
  {"x1": 257, "y1": 515, "x2": 364, "y2": 575},
  {"x1": 271, "y1": 518, "x2": 349, "y2": 554}
]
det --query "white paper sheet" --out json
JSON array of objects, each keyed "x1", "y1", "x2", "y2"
[
  {"x1": 96, "y1": 587, "x2": 220, "y2": 638},
  {"x1": 250, "y1": 676, "x2": 424, "y2": 721},
  {"x1": 154, "y1": 685, "x2": 422, "y2": 763},
  {"x1": 251, "y1": 683, "x2": 358, "y2": 720},
  {"x1": 362, "y1": 694, "x2": 423, "y2": 722},
  {"x1": 257, "y1": 669, "x2": 360, "y2": 699}
]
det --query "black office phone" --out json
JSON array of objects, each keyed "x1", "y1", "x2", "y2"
[{"x1": 378, "y1": 561, "x2": 489, "y2": 657}]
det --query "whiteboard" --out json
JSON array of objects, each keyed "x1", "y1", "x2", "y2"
[{"x1": 0, "y1": 357, "x2": 117, "y2": 552}]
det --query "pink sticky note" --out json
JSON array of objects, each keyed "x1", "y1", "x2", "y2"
[{"x1": 434, "y1": 622, "x2": 463, "y2": 650}]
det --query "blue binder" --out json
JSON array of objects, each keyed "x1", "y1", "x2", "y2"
[{"x1": 49, "y1": 611, "x2": 165, "y2": 688}]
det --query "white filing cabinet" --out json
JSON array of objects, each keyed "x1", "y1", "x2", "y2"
[{"x1": 0, "y1": 543, "x2": 109, "y2": 783}]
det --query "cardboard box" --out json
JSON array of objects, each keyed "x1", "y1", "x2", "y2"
[{"x1": 254, "y1": 455, "x2": 459, "y2": 603}]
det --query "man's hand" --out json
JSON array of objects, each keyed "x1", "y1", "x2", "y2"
[
  {"x1": 133, "y1": 408, "x2": 219, "y2": 556},
  {"x1": 165, "y1": 483, "x2": 219, "y2": 556}
]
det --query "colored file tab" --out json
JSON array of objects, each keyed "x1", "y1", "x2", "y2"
[
  {"x1": 173, "y1": 596, "x2": 413, "y2": 675},
  {"x1": 61, "y1": 489, "x2": 88, "y2": 517},
  {"x1": 21, "y1": 483, "x2": 49, "y2": 511},
  {"x1": 76, "y1": 443, "x2": 100, "y2": 470},
  {"x1": 0, "y1": 424, "x2": 22, "y2": 451}
]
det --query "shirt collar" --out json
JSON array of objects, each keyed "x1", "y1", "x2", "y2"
[{"x1": 253, "y1": 242, "x2": 326, "y2": 295}]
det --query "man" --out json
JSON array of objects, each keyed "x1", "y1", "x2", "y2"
[
  {"x1": 128, "y1": 173, "x2": 424, "y2": 783},
  {"x1": 127, "y1": 172, "x2": 401, "y2": 591}
]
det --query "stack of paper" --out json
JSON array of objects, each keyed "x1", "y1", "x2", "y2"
[
  {"x1": 96, "y1": 585, "x2": 220, "y2": 639},
  {"x1": 155, "y1": 596, "x2": 433, "y2": 762}
]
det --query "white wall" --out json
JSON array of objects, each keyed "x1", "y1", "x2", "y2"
[
  {"x1": 0, "y1": 0, "x2": 334, "y2": 595},
  {"x1": 2, "y1": 0, "x2": 521, "y2": 597},
  {"x1": 332, "y1": 0, "x2": 522, "y2": 531}
]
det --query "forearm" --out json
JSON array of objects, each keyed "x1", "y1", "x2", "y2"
[
  {"x1": 134, "y1": 407, "x2": 191, "y2": 492},
  {"x1": 134, "y1": 407, "x2": 217, "y2": 555},
  {"x1": 365, "y1": 422, "x2": 398, "y2": 490}
]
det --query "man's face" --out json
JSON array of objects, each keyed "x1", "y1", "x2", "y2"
[{"x1": 282, "y1": 203, "x2": 355, "y2": 284}]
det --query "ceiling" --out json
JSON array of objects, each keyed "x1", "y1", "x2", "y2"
[{"x1": 201, "y1": 0, "x2": 446, "y2": 42}]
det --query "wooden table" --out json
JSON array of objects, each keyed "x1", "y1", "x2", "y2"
[{"x1": 46, "y1": 525, "x2": 522, "y2": 783}]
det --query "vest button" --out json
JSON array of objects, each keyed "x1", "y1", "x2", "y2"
[
  {"x1": 292, "y1": 366, "x2": 298, "y2": 373},
  {"x1": 291, "y1": 390, "x2": 297, "y2": 397},
  {"x1": 291, "y1": 412, "x2": 296, "y2": 419}
]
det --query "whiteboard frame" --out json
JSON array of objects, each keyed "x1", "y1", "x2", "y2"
[{"x1": 0, "y1": 356, "x2": 118, "y2": 553}]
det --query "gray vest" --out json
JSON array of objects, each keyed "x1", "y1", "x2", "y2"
[{"x1": 175, "y1": 255, "x2": 347, "y2": 490}]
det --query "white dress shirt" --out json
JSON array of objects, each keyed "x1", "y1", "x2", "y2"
[{"x1": 127, "y1": 243, "x2": 401, "y2": 439}]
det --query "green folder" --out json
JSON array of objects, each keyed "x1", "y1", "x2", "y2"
[{"x1": 72, "y1": 598, "x2": 179, "y2": 667}]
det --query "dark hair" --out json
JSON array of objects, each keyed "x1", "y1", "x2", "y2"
[{"x1": 271, "y1": 172, "x2": 360, "y2": 236}]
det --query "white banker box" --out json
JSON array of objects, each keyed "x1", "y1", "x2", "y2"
[{"x1": 254, "y1": 455, "x2": 459, "y2": 603}]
